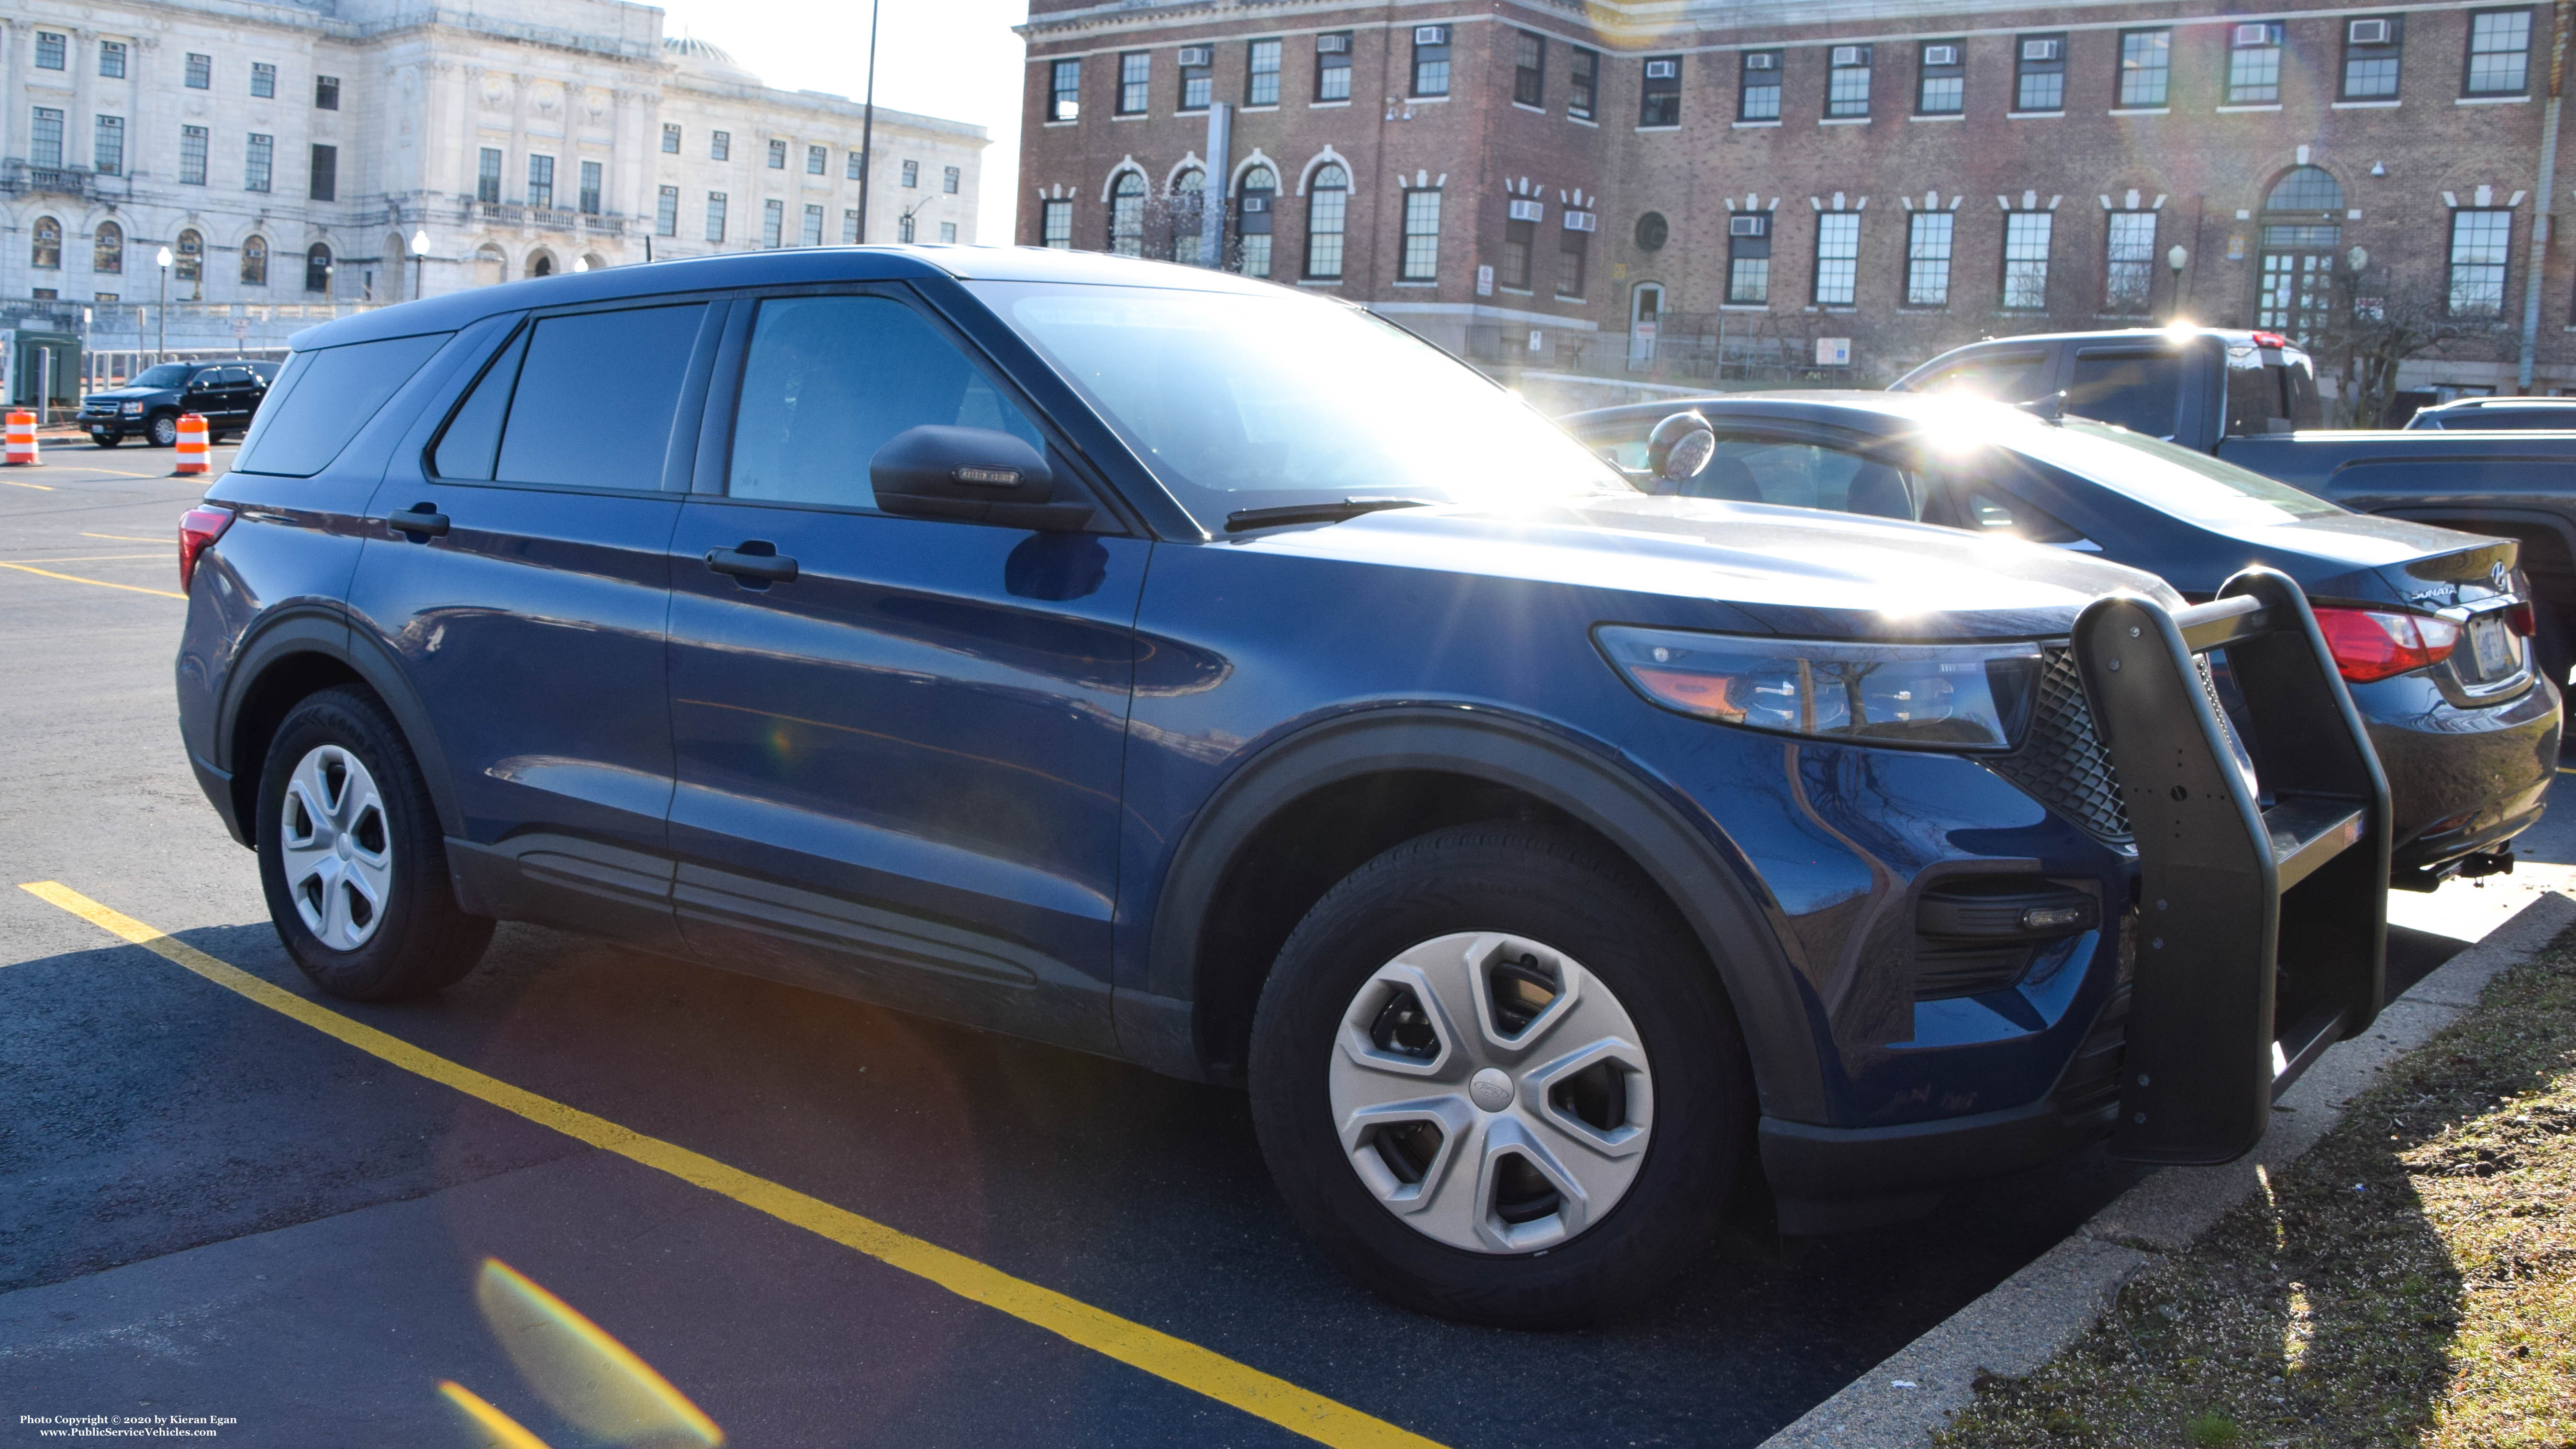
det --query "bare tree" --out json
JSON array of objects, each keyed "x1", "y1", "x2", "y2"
[{"x1": 2309, "y1": 265, "x2": 2513, "y2": 428}]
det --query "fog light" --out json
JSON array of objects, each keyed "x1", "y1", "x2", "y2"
[{"x1": 2021, "y1": 904, "x2": 2087, "y2": 931}]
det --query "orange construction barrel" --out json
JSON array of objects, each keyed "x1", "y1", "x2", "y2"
[
  {"x1": 2, "y1": 411, "x2": 38, "y2": 467},
  {"x1": 174, "y1": 413, "x2": 211, "y2": 476}
]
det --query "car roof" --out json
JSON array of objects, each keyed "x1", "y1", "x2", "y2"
[
  {"x1": 2420, "y1": 395, "x2": 2573, "y2": 410},
  {"x1": 1907, "y1": 325, "x2": 2310, "y2": 359},
  {"x1": 1564, "y1": 389, "x2": 2031, "y2": 431},
  {"x1": 290, "y1": 245, "x2": 1296, "y2": 351}
]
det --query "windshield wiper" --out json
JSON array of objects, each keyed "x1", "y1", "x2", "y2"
[{"x1": 1224, "y1": 498, "x2": 1429, "y2": 533}]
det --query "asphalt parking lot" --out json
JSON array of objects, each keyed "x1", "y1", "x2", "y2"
[{"x1": 4, "y1": 438, "x2": 2569, "y2": 1448}]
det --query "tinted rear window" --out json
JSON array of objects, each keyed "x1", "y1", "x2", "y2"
[
  {"x1": 1908, "y1": 350, "x2": 2053, "y2": 406},
  {"x1": 2066, "y1": 351, "x2": 2185, "y2": 437},
  {"x1": 435, "y1": 305, "x2": 705, "y2": 490},
  {"x1": 233, "y1": 332, "x2": 448, "y2": 477}
]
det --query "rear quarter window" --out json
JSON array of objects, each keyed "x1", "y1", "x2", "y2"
[
  {"x1": 233, "y1": 333, "x2": 450, "y2": 477},
  {"x1": 2066, "y1": 350, "x2": 2185, "y2": 438}
]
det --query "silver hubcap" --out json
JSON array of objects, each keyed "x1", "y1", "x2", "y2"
[
  {"x1": 278, "y1": 744, "x2": 393, "y2": 951},
  {"x1": 1327, "y1": 932, "x2": 1655, "y2": 1255}
]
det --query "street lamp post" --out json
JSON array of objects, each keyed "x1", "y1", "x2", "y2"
[
  {"x1": 856, "y1": 0, "x2": 881, "y2": 243},
  {"x1": 2165, "y1": 244, "x2": 2189, "y2": 323},
  {"x1": 412, "y1": 229, "x2": 430, "y2": 301},
  {"x1": 156, "y1": 245, "x2": 173, "y2": 362}
]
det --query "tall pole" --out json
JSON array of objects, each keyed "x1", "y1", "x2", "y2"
[
  {"x1": 856, "y1": 0, "x2": 881, "y2": 243},
  {"x1": 2518, "y1": 0, "x2": 2573, "y2": 391}
]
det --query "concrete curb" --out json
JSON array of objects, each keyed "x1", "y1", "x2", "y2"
[{"x1": 1759, "y1": 890, "x2": 2576, "y2": 1449}]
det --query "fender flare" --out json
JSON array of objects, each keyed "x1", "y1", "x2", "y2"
[
  {"x1": 1140, "y1": 705, "x2": 1826, "y2": 1122},
  {"x1": 216, "y1": 606, "x2": 466, "y2": 841}
]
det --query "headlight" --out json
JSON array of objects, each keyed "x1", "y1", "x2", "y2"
[
  {"x1": 122, "y1": 401, "x2": 144, "y2": 414},
  {"x1": 1596, "y1": 625, "x2": 2044, "y2": 752}
]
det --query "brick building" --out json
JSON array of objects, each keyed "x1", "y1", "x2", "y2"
[{"x1": 1015, "y1": 0, "x2": 2576, "y2": 406}]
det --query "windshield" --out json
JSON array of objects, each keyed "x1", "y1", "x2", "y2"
[
  {"x1": 128, "y1": 364, "x2": 192, "y2": 388},
  {"x1": 968, "y1": 281, "x2": 1634, "y2": 529},
  {"x1": 2003, "y1": 419, "x2": 2342, "y2": 527}
]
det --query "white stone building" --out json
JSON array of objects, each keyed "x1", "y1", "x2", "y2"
[{"x1": 0, "y1": 0, "x2": 987, "y2": 365}]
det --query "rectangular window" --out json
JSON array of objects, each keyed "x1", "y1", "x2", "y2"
[
  {"x1": 1907, "y1": 212, "x2": 1953, "y2": 305},
  {"x1": 843, "y1": 208, "x2": 860, "y2": 243},
  {"x1": 1249, "y1": 39, "x2": 1282, "y2": 105},
  {"x1": 30, "y1": 108, "x2": 63, "y2": 170},
  {"x1": 35, "y1": 31, "x2": 66, "y2": 69},
  {"x1": 1569, "y1": 47, "x2": 1598, "y2": 118},
  {"x1": 186, "y1": 53, "x2": 212, "y2": 89},
  {"x1": 898, "y1": 214, "x2": 916, "y2": 244},
  {"x1": 848, "y1": 150, "x2": 865, "y2": 180},
  {"x1": 902, "y1": 160, "x2": 919, "y2": 188},
  {"x1": 1050, "y1": 58, "x2": 1082, "y2": 121},
  {"x1": 1400, "y1": 189, "x2": 1441, "y2": 280},
  {"x1": 314, "y1": 74, "x2": 339, "y2": 110},
  {"x1": 2466, "y1": 9, "x2": 2533, "y2": 93},
  {"x1": 2105, "y1": 211, "x2": 2158, "y2": 312},
  {"x1": 767, "y1": 138, "x2": 787, "y2": 169},
  {"x1": 1918, "y1": 41, "x2": 1965, "y2": 113},
  {"x1": 711, "y1": 130, "x2": 730, "y2": 161},
  {"x1": 2003, "y1": 211, "x2": 2053, "y2": 309},
  {"x1": 663, "y1": 123, "x2": 681, "y2": 154},
  {"x1": 1306, "y1": 179, "x2": 1347, "y2": 278},
  {"x1": 1119, "y1": 52, "x2": 1149, "y2": 113},
  {"x1": 1043, "y1": 199, "x2": 1073, "y2": 247},
  {"x1": 246, "y1": 133, "x2": 273, "y2": 192},
  {"x1": 2449, "y1": 208, "x2": 2512, "y2": 314},
  {"x1": 1814, "y1": 212, "x2": 1861, "y2": 304},
  {"x1": 477, "y1": 147, "x2": 502, "y2": 204},
  {"x1": 580, "y1": 159, "x2": 603, "y2": 215},
  {"x1": 2229, "y1": 23, "x2": 2285, "y2": 104},
  {"x1": 2016, "y1": 34, "x2": 2067, "y2": 110},
  {"x1": 1740, "y1": 51, "x2": 1783, "y2": 120},
  {"x1": 1828, "y1": 45, "x2": 1873, "y2": 118},
  {"x1": 251, "y1": 62, "x2": 275, "y2": 98},
  {"x1": 943, "y1": 166, "x2": 960, "y2": 194},
  {"x1": 762, "y1": 198, "x2": 784, "y2": 247},
  {"x1": 940, "y1": 221, "x2": 958, "y2": 244},
  {"x1": 807, "y1": 144, "x2": 827, "y2": 175},
  {"x1": 2342, "y1": 17, "x2": 2403, "y2": 98},
  {"x1": 705, "y1": 191, "x2": 728, "y2": 243},
  {"x1": 1515, "y1": 32, "x2": 1546, "y2": 107},
  {"x1": 180, "y1": 125, "x2": 208, "y2": 185},
  {"x1": 1414, "y1": 27, "x2": 1451, "y2": 97},
  {"x1": 441, "y1": 305, "x2": 708, "y2": 491},
  {"x1": 1728, "y1": 214, "x2": 1772, "y2": 304},
  {"x1": 1557, "y1": 226, "x2": 1588, "y2": 298},
  {"x1": 525, "y1": 153, "x2": 553, "y2": 209},
  {"x1": 99, "y1": 41, "x2": 126, "y2": 79},
  {"x1": 1501, "y1": 217, "x2": 1536, "y2": 290},
  {"x1": 802, "y1": 203, "x2": 824, "y2": 246},
  {"x1": 1179, "y1": 47, "x2": 1212, "y2": 110},
  {"x1": 1317, "y1": 33, "x2": 1353, "y2": 101},
  {"x1": 2119, "y1": 30, "x2": 2173, "y2": 106},
  {"x1": 93, "y1": 115, "x2": 124, "y2": 177},
  {"x1": 308, "y1": 141, "x2": 335, "y2": 200},
  {"x1": 1641, "y1": 56, "x2": 1682, "y2": 124},
  {"x1": 657, "y1": 185, "x2": 680, "y2": 237}
]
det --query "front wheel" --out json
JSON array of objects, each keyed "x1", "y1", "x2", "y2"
[
  {"x1": 1249, "y1": 824, "x2": 1753, "y2": 1327},
  {"x1": 147, "y1": 412, "x2": 179, "y2": 447},
  {"x1": 256, "y1": 687, "x2": 493, "y2": 999}
]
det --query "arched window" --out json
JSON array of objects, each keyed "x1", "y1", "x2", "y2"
[
  {"x1": 2265, "y1": 166, "x2": 2345, "y2": 212},
  {"x1": 94, "y1": 221, "x2": 123, "y2": 274},
  {"x1": 305, "y1": 242, "x2": 333, "y2": 294},
  {"x1": 528, "y1": 251, "x2": 554, "y2": 277},
  {"x1": 1168, "y1": 169, "x2": 1205, "y2": 266},
  {"x1": 475, "y1": 243, "x2": 506, "y2": 287},
  {"x1": 31, "y1": 217, "x2": 62, "y2": 270},
  {"x1": 2257, "y1": 167, "x2": 2346, "y2": 342},
  {"x1": 1236, "y1": 165, "x2": 1277, "y2": 278},
  {"x1": 175, "y1": 229, "x2": 204, "y2": 285},
  {"x1": 240, "y1": 235, "x2": 268, "y2": 286},
  {"x1": 1108, "y1": 170, "x2": 1146, "y2": 256},
  {"x1": 1304, "y1": 164, "x2": 1348, "y2": 279}
]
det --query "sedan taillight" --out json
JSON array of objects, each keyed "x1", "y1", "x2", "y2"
[
  {"x1": 2312, "y1": 606, "x2": 2461, "y2": 683},
  {"x1": 179, "y1": 506, "x2": 234, "y2": 593}
]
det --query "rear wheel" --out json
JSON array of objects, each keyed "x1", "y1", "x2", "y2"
[
  {"x1": 256, "y1": 687, "x2": 492, "y2": 999},
  {"x1": 1249, "y1": 823, "x2": 1752, "y2": 1327}
]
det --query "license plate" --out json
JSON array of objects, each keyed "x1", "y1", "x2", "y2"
[{"x1": 2469, "y1": 613, "x2": 2516, "y2": 677}]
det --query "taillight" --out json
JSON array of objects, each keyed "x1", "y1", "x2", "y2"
[
  {"x1": 178, "y1": 506, "x2": 234, "y2": 592},
  {"x1": 2312, "y1": 606, "x2": 2461, "y2": 683},
  {"x1": 2508, "y1": 601, "x2": 2537, "y2": 636}
]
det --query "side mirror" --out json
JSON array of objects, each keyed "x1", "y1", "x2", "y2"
[
  {"x1": 870, "y1": 425, "x2": 1095, "y2": 532},
  {"x1": 1647, "y1": 409, "x2": 1717, "y2": 485}
]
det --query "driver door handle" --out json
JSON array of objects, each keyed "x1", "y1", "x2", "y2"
[{"x1": 706, "y1": 546, "x2": 797, "y2": 583}]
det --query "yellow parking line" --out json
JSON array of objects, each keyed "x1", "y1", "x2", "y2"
[
  {"x1": 16, "y1": 882, "x2": 1447, "y2": 1449},
  {"x1": 81, "y1": 533, "x2": 171, "y2": 543},
  {"x1": 1, "y1": 478, "x2": 55, "y2": 491},
  {"x1": 0, "y1": 561, "x2": 184, "y2": 600},
  {"x1": 9, "y1": 553, "x2": 172, "y2": 563}
]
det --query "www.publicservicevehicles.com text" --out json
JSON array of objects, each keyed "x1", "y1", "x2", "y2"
[{"x1": 19, "y1": 1416, "x2": 234, "y2": 1438}]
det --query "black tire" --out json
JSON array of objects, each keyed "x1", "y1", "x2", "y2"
[
  {"x1": 91, "y1": 432, "x2": 122, "y2": 448},
  {"x1": 147, "y1": 412, "x2": 179, "y2": 447},
  {"x1": 255, "y1": 687, "x2": 492, "y2": 1000},
  {"x1": 1248, "y1": 823, "x2": 1753, "y2": 1327}
]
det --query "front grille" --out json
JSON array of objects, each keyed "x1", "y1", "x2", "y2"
[{"x1": 1986, "y1": 646, "x2": 2131, "y2": 843}]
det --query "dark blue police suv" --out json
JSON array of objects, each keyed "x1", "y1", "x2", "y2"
[{"x1": 174, "y1": 247, "x2": 2390, "y2": 1326}]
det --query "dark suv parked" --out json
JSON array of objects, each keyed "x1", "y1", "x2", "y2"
[
  {"x1": 80, "y1": 358, "x2": 279, "y2": 446},
  {"x1": 174, "y1": 248, "x2": 2390, "y2": 1326}
]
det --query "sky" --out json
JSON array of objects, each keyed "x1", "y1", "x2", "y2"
[{"x1": 648, "y1": 0, "x2": 1033, "y2": 244}]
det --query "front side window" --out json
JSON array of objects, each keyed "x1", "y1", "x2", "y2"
[
  {"x1": 663, "y1": 123, "x2": 682, "y2": 153},
  {"x1": 657, "y1": 185, "x2": 680, "y2": 237},
  {"x1": 1318, "y1": 34, "x2": 1353, "y2": 101},
  {"x1": 180, "y1": 125, "x2": 208, "y2": 185},
  {"x1": 711, "y1": 130, "x2": 731, "y2": 161},
  {"x1": 525, "y1": 153, "x2": 553, "y2": 209},
  {"x1": 2120, "y1": 30, "x2": 2173, "y2": 106},
  {"x1": 1828, "y1": 46, "x2": 1873, "y2": 117},
  {"x1": 477, "y1": 147, "x2": 502, "y2": 204},
  {"x1": 2003, "y1": 212, "x2": 2053, "y2": 309},
  {"x1": 251, "y1": 62, "x2": 276, "y2": 98},
  {"x1": 1907, "y1": 212, "x2": 1953, "y2": 305},
  {"x1": 314, "y1": 75, "x2": 339, "y2": 110},
  {"x1": 1414, "y1": 27, "x2": 1451, "y2": 97},
  {"x1": 1918, "y1": 40, "x2": 1965, "y2": 114},
  {"x1": 1728, "y1": 213, "x2": 1772, "y2": 303},
  {"x1": 30, "y1": 108, "x2": 64, "y2": 170},
  {"x1": 705, "y1": 191, "x2": 728, "y2": 243},
  {"x1": 580, "y1": 159, "x2": 603, "y2": 215},
  {"x1": 1051, "y1": 58, "x2": 1081, "y2": 121},
  {"x1": 1238, "y1": 166, "x2": 1277, "y2": 277},
  {"x1": 768, "y1": 138, "x2": 788, "y2": 169},
  {"x1": 1570, "y1": 47, "x2": 1599, "y2": 118},
  {"x1": 1042, "y1": 199, "x2": 1073, "y2": 248},
  {"x1": 240, "y1": 234, "x2": 267, "y2": 285},
  {"x1": 304, "y1": 243, "x2": 331, "y2": 293},
  {"x1": 31, "y1": 217, "x2": 61, "y2": 270},
  {"x1": 2229, "y1": 23, "x2": 2286, "y2": 103},
  {"x1": 246, "y1": 133, "x2": 273, "y2": 192},
  {"x1": 100, "y1": 41, "x2": 127, "y2": 79},
  {"x1": 2449, "y1": 208, "x2": 2512, "y2": 315},
  {"x1": 1400, "y1": 188, "x2": 1441, "y2": 280},
  {"x1": 802, "y1": 203, "x2": 825, "y2": 246},
  {"x1": 1814, "y1": 213, "x2": 1860, "y2": 304},
  {"x1": 186, "y1": 53, "x2": 212, "y2": 89},
  {"x1": 808, "y1": 145, "x2": 827, "y2": 175},
  {"x1": 2342, "y1": 17, "x2": 2404, "y2": 98},
  {"x1": 902, "y1": 160, "x2": 920, "y2": 188},
  {"x1": 1119, "y1": 51, "x2": 1149, "y2": 113},
  {"x1": 35, "y1": 32, "x2": 66, "y2": 69},
  {"x1": 93, "y1": 115, "x2": 124, "y2": 177},
  {"x1": 1515, "y1": 32, "x2": 1546, "y2": 107},
  {"x1": 2016, "y1": 34, "x2": 2067, "y2": 110},
  {"x1": 1641, "y1": 56, "x2": 1682, "y2": 124},
  {"x1": 2105, "y1": 211, "x2": 2158, "y2": 313},
  {"x1": 1109, "y1": 170, "x2": 1146, "y2": 255},
  {"x1": 1306, "y1": 164, "x2": 1349, "y2": 278},
  {"x1": 1249, "y1": 39, "x2": 1282, "y2": 105},
  {"x1": 2466, "y1": 9, "x2": 2533, "y2": 93},
  {"x1": 94, "y1": 222, "x2": 124, "y2": 274},
  {"x1": 762, "y1": 198, "x2": 785, "y2": 248}
]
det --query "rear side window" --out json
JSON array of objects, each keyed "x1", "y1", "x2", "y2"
[
  {"x1": 2065, "y1": 350, "x2": 2185, "y2": 437},
  {"x1": 1697, "y1": 436, "x2": 1920, "y2": 519},
  {"x1": 233, "y1": 332, "x2": 449, "y2": 477},
  {"x1": 432, "y1": 304, "x2": 706, "y2": 490},
  {"x1": 1911, "y1": 349, "x2": 2052, "y2": 405}
]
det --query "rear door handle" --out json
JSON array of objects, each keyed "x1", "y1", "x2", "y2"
[
  {"x1": 384, "y1": 507, "x2": 449, "y2": 538},
  {"x1": 705, "y1": 546, "x2": 797, "y2": 583}
]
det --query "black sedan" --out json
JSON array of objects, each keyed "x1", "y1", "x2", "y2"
[{"x1": 1565, "y1": 392, "x2": 2560, "y2": 887}]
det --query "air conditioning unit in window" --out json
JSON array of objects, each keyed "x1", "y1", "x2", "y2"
[
  {"x1": 1563, "y1": 210, "x2": 1597, "y2": 233},
  {"x1": 1415, "y1": 26, "x2": 1448, "y2": 46},
  {"x1": 1923, "y1": 44, "x2": 1961, "y2": 67},
  {"x1": 1730, "y1": 214, "x2": 1768, "y2": 236},
  {"x1": 1744, "y1": 52, "x2": 1778, "y2": 70},
  {"x1": 1178, "y1": 46, "x2": 1212, "y2": 67},
  {"x1": 1509, "y1": 198, "x2": 1544, "y2": 222},
  {"x1": 1316, "y1": 34, "x2": 1349, "y2": 54},
  {"x1": 1242, "y1": 195, "x2": 1266, "y2": 212},
  {"x1": 1831, "y1": 45, "x2": 1870, "y2": 67},
  {"x1": 2349, "y1": 18, "x2": 2391, "y2": 44},
  {"x1": 1646, "y1": 59, "x2": 1678, "y2": 79},
  {"x1": 2021, "y1": 38, "x2": 2062, "y2": 61},
  {"x1": 2234, "y1": 23, "x2": 2274, "y2": 46}
]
